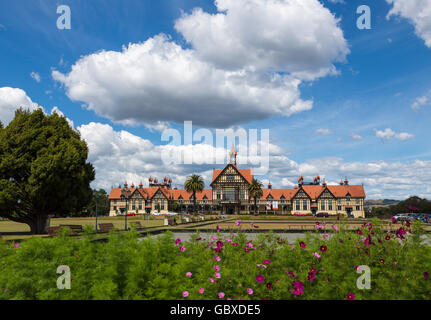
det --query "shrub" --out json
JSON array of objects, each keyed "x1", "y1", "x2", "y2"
[{"x1": 0, "y1": 219, "x2": 430, "y2": 300}]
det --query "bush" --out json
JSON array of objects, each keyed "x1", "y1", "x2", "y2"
[{"x1": 0, "y1": 220, "x2": 430, "y2": 300}]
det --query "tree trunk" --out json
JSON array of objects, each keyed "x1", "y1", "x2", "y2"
[
  {"x1": 28, "y1": 214, "x2": 48, "y2": 234},
  {"x1": 254, "y1": 198, "x2": 258, "y2": 215},
  {"x1": 193, "y1": 192, "x2": 197, "y2": 216}
]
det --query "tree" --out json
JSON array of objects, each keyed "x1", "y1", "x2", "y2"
[
  {"x1": 87, "y1": 189, "x2": 110, "y2": 217},
  {"x1": 248, "y1": 178, "x2": 263, "y2": 215},
  {"x1": 184, "y1": 174, "x2": 204, "y2": 215},
  {"x1": 0, "y1": 109, "x2": 95, "y2": 234}
]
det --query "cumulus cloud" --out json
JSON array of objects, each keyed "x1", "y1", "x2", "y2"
[
  {"x1": 53, "y1": 0, "x2": 348, "y2": 128},
  {"x1": 53, "y1": 35, "x2": 312, "y2": 127},
  {"x1": 412, "y1": 90, "x2": 431, "y2": 110},
  {"x1": 175, "y1": 0, "x2": 349, "y2": 80},
  {"x1": 315, "y1": 128, "x2": 332, "y2": 135},
  {"x1": 30, "y1": 72, "x2": 41, "y2": 83},
  {"x1": 386, "y1": 0, "x2": 431, "y2": 48},
  {"x1": 351, "y1": 132, "x2": 363, "y2": 140},
  {"x1": 375, "y1": 128, "x2": 415, "y2": 141},
  {"x1": 0, "y1": 87, "x2": 43, "y2": 125},
  {"x1": 78, "y1": 122, "x2": 431, "y2": 200}
]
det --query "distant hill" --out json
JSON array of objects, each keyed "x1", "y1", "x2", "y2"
[{"x1": 365, "y1": 199, "x2": 400, "y2": 207}]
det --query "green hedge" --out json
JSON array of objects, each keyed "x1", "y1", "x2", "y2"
[{"x1": 0, "y1": 220, "x2": 430, "y2": 300}]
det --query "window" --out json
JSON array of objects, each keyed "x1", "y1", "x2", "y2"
[
  {"x1": 226, "y1": 175, "x2": 235, "y2": 181},
  {"x1": 356, "y1": 199, "x2": 360, "y2": 204},
  {"x1": 223, "y1": 189, "x2": 236, "y2": 201},
  {"x1": 356, "y1": 206, "x2": 360, "y2": 211},
  {"x1": 132, "y1": 202, "x2": 136, "y2": 210},
  {"x1": 321, "y1": 200, "x2": 325, "y2": 211},
  {"x1": 338, "y1": 206, "x2": 342, "y2": 211},
  {"x1": 240, "y1": 190, "x2": 245, "y2": 200},
  {"x1": 113, "y1": 206, "x2": 117, "y2": 211},
  {"x1": 347, "y1": 196, "x2": 351, "y2": 202},
  {"x1": 138, "y1": 201, "x2": 142, "y2": 210},
  {"x1": 281, "y1": 196, "x2": 285, "y2": 203},
  {"x1": 161, "y1": 202, "x2": 165, "y2": 210},
  {"x1": 328, "y1": 200, "x2": 333, "y2": 211},
  {"x1": 114, "y1": 200, "x2": 117, "y2": 204},
  {"x1": 303, "y1": 200, "x2": 308, "y2": 211},
  {"x1": 296, "y1": 200, "x2": 300, "y2": 210}
]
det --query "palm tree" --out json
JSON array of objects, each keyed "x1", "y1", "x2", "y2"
[
  {"x1": 184, "y1": 174, "x2": 205, "y2": 215},
  {"x1": 248, "y1": 178, "x2": 263, "y2": 215}
]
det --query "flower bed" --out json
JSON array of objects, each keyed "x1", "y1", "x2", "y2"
[{"x1": 0, "y1": 220, "x2": 430, "y2": 300}]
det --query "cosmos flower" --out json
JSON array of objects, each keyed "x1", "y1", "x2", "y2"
[
  {"x1": 179, "y1": 246, "x2": 186, "y2": 252},
  {"x1": 263, "y1": 259, "x2": 271, "y2": 265},
  {"x1": 183, "y1": 291, "x2": 189, "y2": 298},
  {"x1": 214, "y1": 265, "x2": 220, "y2": 271},
  {"x1": 320, "y1": 245, "x2": 328, "y2": 252},
  {"x1": 346, "y1": 292, "x2": 355, "y2": 300},
  {"x1": 247, "y1": 288, "x2": 253, "y2": 295},
  {"x1": 232, "y1": 243, "x2": 239, "y2": 247},
  {"x1": 291, "y1": 281, "x2": 304, "y2": 295},
  {"x1": 313, "y1": 252, "x2": 321, "y2": 258},
  {"x1": 299, "y1": 241, "x2": 306, "y2": 248},
  {"x1": 216, "y1": 225, "x2": 221, "y2": 232},
  {"x1": 424, "y1": 272, "x2": 430, "y2": 280},
  {"x1": 216, "y1": 240, "x2": 224, "y2": 248},
  {"x1": 236, "y1": 220, "x2": 241, "y2": 226},
  {"x1": 218, "y1": 292, "x2": 225, "y2": 299},
  {"x1": 266, "y1": 282, "x2": 273, "y2": 290},
  {"x1": 214, "y1": 256, "x2": 221, "y2": 262},
  {"x1": 199, "y1": 288, "x2": 205, "y2": 294},
  {"x1": 385, "y1": 235, "x2": 391, "y2": 241},
  {"x1": 175, "y1": 238, "x2": 181, "y2": 245},
  {"x1": 209, "y1": 277, "x2": 214, "y2": 283},
  {"x1": 332, "y1": 224, "x2": 339, "y2": 231},
  {"x1": 356, "y1": 229, "x2": 363, "y2": 235},
  {"x1": 13, "y1": 243, "x2": 19, "y2": 248},
  {"x1": 214, "y1": 272, "x2": 221, "y2": 279},
  {"x1": 186, "y1": 272, "x2": 192, "y2": 277},
  {"x1": 256, "y1": 275, "x2": 265, "y2": 283}
]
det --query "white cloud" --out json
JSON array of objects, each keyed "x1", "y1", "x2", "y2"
[
  {"x1": 351, "y1": 132, "x2": 363, "y2": 140},
  {"x1": 144, "y1": 121, "x2": 171, "y2": 133},
  {"x1": 386, "y1": 0, "x2": 431, "y2": 48},
  {"x1": 53, "y1": 35, "x2": 312, "y2": 127},
  {"x1": 412, "y1": 90, "x2": 431, "y2": 110},
  {"x1": 315, "y1": 128, "x2": 332, "y2": 135},
  {"x1": 52, "y1": 0, "x2": 349, "y2": 128},
  {"x1": 175, "y1": 0, "x2": 349, "y2": 80},
  {"x1": 30, "y1": 71, "x2": 41, "y2": 83},
  {"x1": 0, "y1": 87, "x2": 43, "y2": 125},
  {"x1": 375, "y1": 128, "x2": 415, "y2": 141}
]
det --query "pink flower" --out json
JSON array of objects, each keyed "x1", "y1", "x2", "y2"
[
  {"x1": 183, "y1": 291, "x2": 189, "y2": 298},
  {"x1": 179, "y1": 246, "x2": 186, "y2": 252},
  {"x1": 13, "y1": 243, "x2": 19, "y2": 248},
  {"x1": 199, "y1": 288, "x2": 205, "y2": 294},
  {"x1": 214, "y1": 256, "x2": 221, "y2": 262},
  {"x1": 214, "y1": 272, "x2": 221, "y2": 279},
  {"x1": 247, "y1": 288, "x2": 253, "y2": 295},
  {"x1": 256, "y1": 275, "x2": 265, "y2": 283},
  {"x1": 225, "y1": 238, "x2": 232, "y2": 243},
  {"x1": 235, "y1": 220, "x2": 241, "y2": 226},
  {"x1": 263, "y1": 259, "x2": 271, "y2": 265},
  {"x1": 346, "y1": 292, "x2": 355, "y2": 300},
  {"x1": 214, "y1": 265, "x2": 220, "y2": 271},
  {"x1": 211, "y1": 236, "x2": 218, "y2": 240},
  {"x1": 186, "y1": 272, "x2": 192, "y2": 277},
  {"x1": 216, "y1": 225, "x2": 221, "y2": 232},
  {"x1": 332, "y1": 224, "x2": 339, "y2": 231},
  {"x1": 232, "y1": 242, "x2": 239, "y2": 246},
  {"x1": 218, "y1": 292, "x2": 225, "y2": 299},
  {"x1": 213, "y1": 246, "x2": 221, "y2": 253},
  {"x1": 312, "y1": 252, "x2": 321, "y2": 258},
  {"x1": 209, "y1": 277, "x2": 214, "y2": 283}
]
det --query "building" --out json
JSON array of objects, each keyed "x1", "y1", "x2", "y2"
[{"x1": 108, "y1": 146, "x2": 366, "y2": 217}]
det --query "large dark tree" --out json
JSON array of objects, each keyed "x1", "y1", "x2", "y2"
[
  {"x1": 0, "y1": 108, "x2": 95, "y2": 234},
  {"x1": 248, "y1": 178, "x2": 263, "y2": 215}
]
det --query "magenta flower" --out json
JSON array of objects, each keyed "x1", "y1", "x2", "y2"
[
  {"x1": 392, "y1": 217, "x2": 397, "y2": 223},
  {"x1": 266, "y1": 282, "x2": 273, "y2": 290},
  {"x1": 247, "y1": 288, "x2": 253, "y2": 295},
  {"x1": 332, "y1": 224, "x2": 339, "y2": 231},
  {"x1": 256, "y1": 275, "x2": 265, "y2": 283},
  {"x1": 235, "y1": 220, "x2": 241, "y2": 226},
  {"x1": 291, "y1": 281, "x2": 304, "y2": 295},
  {"x1": 263, "y1": 259, "x2": 271, "y2": 265},
  {"x1": 211, "y1": 236, "x2": 218, "y2": 240},
  {"x1": 320, "y1": 245, "x2": 328, "y2": 252},
  {"x1": 232, "y1": 242, "x2": 239, "y2": 247},
  {"x1": 216, "y1": 225, "x2": 221, "y2": 232},
  {"x1": 425, "y1": 272, "x2": 430, "y2": 280},
  {"x1": 214, "y1": 265, "x2": 220, "y2": 271},
  {"x1": 299, "y1": 241, "x2": 306, "y2": 248},
  {"x1": 245, "y1": 247, "x2": 250, "y2": 253},
  {"x1": 175, "y1": 238, "x2": 181, "y2": 245},
  {"x1": 199, "y1": 288, "x2": 205, "y2": 294},
  {"x1": 346, "y1": 292, "x2": 355, "y2": 300},
  {"x1": 179, "y1": 246, "x2": 186, "y2": 252},
  {"x1": 356, "y1": 229, "x2": 363, "y2": 235},
  {"x1": 209, "y1": 277, "x2": 214, "y2": 283},
  {"x1": 214, "y1": 272, "x2": 221, "y2": 279},
  {"x1": 13, "y1": 243, "x2": 19, "y2": 248},
  {"x1": 214, "y1": 256, "x2": 221, "y2": 262},
  {"x1": 218, "y1": 292, "x2": 225, "y2": 299},
  {"x1": 186, "y1": 272, "x2": 192, "y2": 277},
  {"x1": 183, "y1": 291, "x2": 189, "y2": 298},
  {"x1": 216, "y1": 240, "x2": 224, "y2": 248}
]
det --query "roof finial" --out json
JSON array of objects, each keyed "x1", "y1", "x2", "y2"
[{"x1": 229, "y1": 143, "x2": 237, "y2": 165}]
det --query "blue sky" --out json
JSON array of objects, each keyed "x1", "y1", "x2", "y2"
[{"x1": 1, "y1": 0, "x2": 430, "y2": 199}]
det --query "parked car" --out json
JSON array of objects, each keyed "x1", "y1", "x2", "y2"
[
  {"x1": 417, "y1": 213, "x2": 431, "y2": 223},
  {"x1": 316, "y1": 212, "x2": 329, "y2": 218},
  {"x1": 393, "y1": 213, "x2": 409, "y2": 222},
  {"x1": 126, "y1": 213, "x2": 136, "y2": 216}
]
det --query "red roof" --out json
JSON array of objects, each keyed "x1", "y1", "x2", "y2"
[{"x1": 211, "y1": 165, "x2": 253, "y2": 185}]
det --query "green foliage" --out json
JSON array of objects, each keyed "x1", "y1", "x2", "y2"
[
  {"x1": 0, "y1": 221, "x2": 430, "y2": 300},
  {"x1": 248, "y1": 178, "x2": 263, "y2": 214},
  {"x1": 184, "y1": 174, "x2": 205, "y2": 215},
  {"x1": 0, "y1": 109, "x2": 95, "y2": 233},
  {"x1": 86, "y1": 189, "x2": 110, "y2": 217}
]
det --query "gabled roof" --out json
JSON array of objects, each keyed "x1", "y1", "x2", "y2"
[
  {"x1": 210, "y1": 164, "x2": 253, "y2": 185},
  {"x1": 170, "y1": 189, "x2": 212, "y2": 201},
  {"x1": 327, "y1": 185, "x2": 366, "y2": 198}
]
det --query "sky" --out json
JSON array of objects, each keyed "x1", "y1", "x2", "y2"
[{"x1": 0, "y1": 0, "x2": 430, "y2": 200}]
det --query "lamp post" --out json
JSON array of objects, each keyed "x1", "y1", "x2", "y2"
[
  {"x1": 95, "y1": 197, "x2": 98, "y2": 232},
  {"x1": 121, "y1": 188, "x2": 131, "y2": 231}
]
